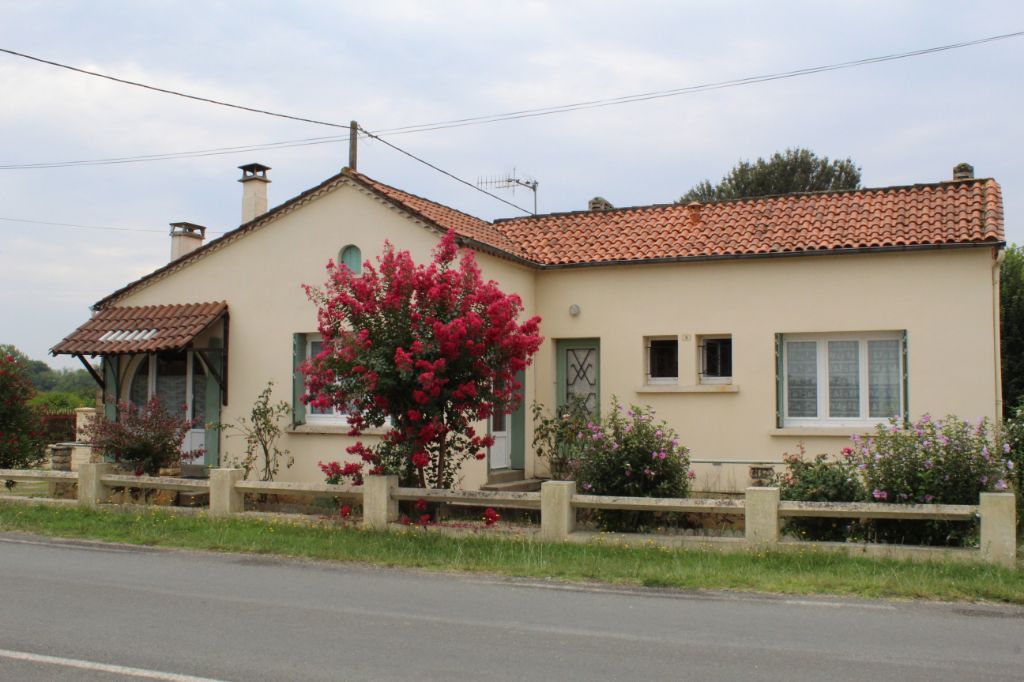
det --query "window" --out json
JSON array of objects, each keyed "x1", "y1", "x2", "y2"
[
  {"x1": 646, "y1": 337, "x2": 678, "y2": 384},
  {"x1": 699, "y1": 336, "x2": 732, "y2": 385},
  {"x1": 339, "y1": 244, "x2": 362, "y2": 274},
  {"x1": 781, "y1": 332, "x2": 904, "y2": 427},
  {"x1": 305, "y1": 335, "x2": 349, "y2": 423}
]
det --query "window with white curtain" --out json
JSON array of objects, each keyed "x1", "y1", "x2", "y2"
[{"x1": 782, "y1": 332, "x2": 903, "y2": 426}]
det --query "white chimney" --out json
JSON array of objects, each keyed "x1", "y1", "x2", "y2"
[
  {"x1": 169, "y1": 222, "x2": 206, "y2": 261},
  {"x1": 239, "y1": 162, "x2": 271, "y2": 223}
]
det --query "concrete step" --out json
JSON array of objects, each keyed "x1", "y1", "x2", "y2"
[
  {"x1": 480, "y1": 478, "x2": 545, "y2": 493},
  {"x1": 486, "y1": 469, "x2": 525, "y2": 485}
]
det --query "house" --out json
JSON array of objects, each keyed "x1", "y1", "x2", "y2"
[{"x1": 51, "y1": 162, "x2": 1005, "y2": 492}]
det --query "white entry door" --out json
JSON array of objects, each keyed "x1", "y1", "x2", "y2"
[{"x1": 490, "y1": 411, "x2": 510, "y2": 469}]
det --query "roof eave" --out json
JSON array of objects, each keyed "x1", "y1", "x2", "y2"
[{"x1": 536, "y1": 240, "x2": 1005, "y2": 270}]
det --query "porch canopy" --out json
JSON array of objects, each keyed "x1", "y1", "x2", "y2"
[{"x1": 51, "y1": 301, "x2": 228, "y2": 396}]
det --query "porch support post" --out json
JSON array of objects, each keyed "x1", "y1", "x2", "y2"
[
  {"x1": 541, "y1": 480, "x2": 576, "y2": 541},
  {"x1": 745, "y1": 487, "x2": 780, "y2": 548},
  {"x1": 363, "y1": 475, "x2": 398, "y2": 530},
  {"x1": 979, "y1": 492, "x2": 1016, "y2": 568},
  {"x1": 209, "y1": 468, "x2": 243, "y2": 517},
  {"x1": 77, "y1": 462, "x2": 111, "y2": 508}
]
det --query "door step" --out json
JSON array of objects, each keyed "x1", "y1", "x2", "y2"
[
  {"x1": 480, "y1": 478, "x2": 544, "y2": 493},
  {"x1": 486, "y1": 469, "x2": 525, "y2": 485}
]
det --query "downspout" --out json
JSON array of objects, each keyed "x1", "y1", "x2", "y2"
[{"x1": 993, "y1": 247, "x2": 1005, "y2": 421}]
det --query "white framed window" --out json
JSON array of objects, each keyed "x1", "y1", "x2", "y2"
[
  {"x1": 781, "y1": 332, "x2": 904, "y2": 427},
  {"x1": 645, "y1": 337, "x2": 678, "y2": 385},
  {"x1": 699, "y1": 335, "x2": 732, "y2": 385},
  {"x1": 125, "y1": 350, "x2": 206, "y2": 425},
  {"x1": 306, "y1": 334, "x2": 349, "y2": 424}
]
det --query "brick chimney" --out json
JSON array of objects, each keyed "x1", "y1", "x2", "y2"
[
  {"x1": 952, "y1": 163, "x2": 974, "y2": 181},
  {"x1": 239, "y1": 163, "x2": 271, "y2": 223},
  {"x1": 169, "y1": 222, "x2": 206, "y2": 261},
  {"x1": 588, "y1": 196, "x2": 614, "y2": 211}
]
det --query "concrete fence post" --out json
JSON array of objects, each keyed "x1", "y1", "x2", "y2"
[
  {"x1": 745, "y1": 487, "x2": 780, "y2": 548},
  {"x1": 209, "y1": 468, "x2": 244, "y2": 517},
  {"x1": 979, "y1": 493, "x2": 1017, "y2": 568},
  {"x1": 363, "y1": 475, "x2": 398, "y2": 530},
  {"x1": 77, "y1": 462, "x2": 111, "y2": 508},
  {"x1": 540, "y1": 480, "x2": 576, "y2": 541}
]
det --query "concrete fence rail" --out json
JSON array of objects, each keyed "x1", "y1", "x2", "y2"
[{"x1": 0, "y1": 465, "x2": 1017, "y2": 568}]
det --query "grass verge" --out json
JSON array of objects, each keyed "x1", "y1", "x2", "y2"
[{"x1": 0, "y1": 501, "x2": 1021, "y2": 604}]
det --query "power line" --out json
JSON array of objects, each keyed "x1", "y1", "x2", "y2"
[
  {"x1": 3, "y1": 30, "x2": 1021, "y2": 143},
  {"x1": 370, "y1": 30, "x2": 1024, "y2": 135},
  {"x1": 0, "y1": 216, "x2": 226, "y2": 235},
  {"x1": 359, "y1": 127, "x2": 533, "y2": 216},
  {"x1": 0, "y1": 47, "x2": 351, "y2": 129},
  {"x1": 1, "y1": 30, "x2": 1020, "y2": 171},
  {"x1": 0, "y1": 134, "x2": 350, "y2": 170}
]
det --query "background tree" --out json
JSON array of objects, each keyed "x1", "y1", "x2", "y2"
[
  {"x1": 305, "y1": 231, "x2": 542, "y2": 489},
  {"x1": 0, "y1": 344, "x2": 96, "y2": 406},
  {"x1": 0, "y1": 351, "x2": 46, "y2": 468},
  {"x1": 1002, "y1": 244, "x2": 1024, "y2": 415},
  {"x1": 679, "y1": 147, "x2": 861, "y2": 203}
]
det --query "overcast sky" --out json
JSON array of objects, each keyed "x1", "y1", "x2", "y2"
[{"x1": 1, "y1": 1, "x2": 1021, "y2": 368}]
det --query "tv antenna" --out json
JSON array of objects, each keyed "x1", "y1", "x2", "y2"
[{"x1": 477, "y1": 168, "x2": 539, "y2": 215}]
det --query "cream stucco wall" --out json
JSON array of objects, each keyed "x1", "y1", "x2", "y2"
[
  {"x1": 532, "y1": 247, "x2": 1001, "y2": 491},
  {"x1": 103, "y1": 175, "x2": 1000, "y2": 493},
  {"x1": 109, "y1": 180, "x2": 536, "y2": 490}
]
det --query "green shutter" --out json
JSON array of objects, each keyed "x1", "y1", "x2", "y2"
[
  {"x1": 510, "y1": 370, "x2": 526, "y2": 470},
  {"x1": 341, "y1": 245, "x2": 362, "y2": 274},
  {"x1": 204, "y1": 338, "x2": 223, "y2": 467},
  {"x1": 292, "y1": 333, "x2": 307, "y2": 426},
  {"x1": 775, "y1": 334, "x2": 784, "y2": 428},
  {"x1": 102, "y1": 356, "x2": 120, "y2": 422},
  {"x1": 901, "y1": 329, "x2": 909, "y2": 427}
]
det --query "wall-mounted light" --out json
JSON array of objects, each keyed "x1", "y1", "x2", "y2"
[{"x1": 569, "y1": 304, "x2": 581, "y2": 317}]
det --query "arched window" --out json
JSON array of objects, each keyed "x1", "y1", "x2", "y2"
[{"x1": 339, "y1": 244, "x2": 361, "y2": 274}]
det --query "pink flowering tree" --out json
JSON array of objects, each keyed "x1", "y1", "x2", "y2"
[
  {"x1": 0, "y1": 352, "x2": 46, "y2": 469},
  {"x1": 304, "y1": 231, "x2": 542, "y2": 489}
]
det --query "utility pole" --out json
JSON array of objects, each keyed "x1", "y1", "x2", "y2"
[{"x1": 349, "y1": 120, "x2": 358, "y2": 171}]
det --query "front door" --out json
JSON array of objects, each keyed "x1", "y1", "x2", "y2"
[
  {"x1": 557, "y1": 338, "x2": 601, "y2": 413},
  {"x1": 490, "y1": 410, "x2": 510, "y2": 469}
]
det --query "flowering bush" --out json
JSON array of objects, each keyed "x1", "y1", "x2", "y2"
[
  {"x1": 574, "y1": 399, "x2": 691, "y2": 530},
  {"x1": 0, "y1": 352, "x2": 46, "y2": 469},
  {"x1": 773, "y1": 444, "x2": 865, "y2": 541},
  {"x1": 531, "y1": 396, "x2": 591, "y2": 480},
  {"x1": 853, "y1": 415, "x2": 1011, "y2": 545},
  {"x1": 85, "y1": 398, "x2": 201, "y2": 476},
  {"x1": 304, "y1": 230, "x2": 542, "y2": 489},
  {"x1": 1001, "y1": 401, "x2": 1023, "y2": 525},
  {"x1": 482, "y1": 507, "x2": 501, "y2": 526}
]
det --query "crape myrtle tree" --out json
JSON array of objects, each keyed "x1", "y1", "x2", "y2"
[
  {"x1": 0, "y1": 351, "x2": 46, "y2": 469},
  {"x1": 304, "y1": 231, "x2": 542, "y2": 489}
]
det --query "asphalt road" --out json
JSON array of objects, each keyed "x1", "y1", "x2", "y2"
[{"x1": 0, "y1": 532, "x2": 1022, "y2": 681}]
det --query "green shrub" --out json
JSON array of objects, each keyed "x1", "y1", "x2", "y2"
[
  {"x1": 574, "y1": 399, "x2": 691, "y2": 531},
  {"x1": 531, "y1": 396, "x2": 591, "y2": 480},
  {"x1": 773, "y1": 444, "x2": 865, "y2": 541},
  {"x1": 854, "y1": 415, "x2": 1011, "y2": 545}
]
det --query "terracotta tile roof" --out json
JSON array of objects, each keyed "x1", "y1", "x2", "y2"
[
  {"x1": 52, "y1": 302, "x2": 227, "y2": 355},
  {"x1": 494, "y1": 179, "x2": 1004, "y2": 265},
  {"x1": 344, "y1": 170, "x2": 528, "y2": 258}
]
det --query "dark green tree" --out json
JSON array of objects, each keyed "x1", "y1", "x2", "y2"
[
  {"x1": 1002, "y1": 244, "x2": 1024, "y2": 416},
  {"x1": 680, "y1": 148, "x2": 862, "y2": 203}
]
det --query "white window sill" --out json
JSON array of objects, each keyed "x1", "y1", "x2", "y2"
[
  {"x1": 771, "y1": 427, "x2": 875, "y2": 437},
  {"x1": 635, "y1": 384, "x2": 739, "y2": 394},
  {"x1": 289, "y1": 424, "x2": 390, "y2": 436}
]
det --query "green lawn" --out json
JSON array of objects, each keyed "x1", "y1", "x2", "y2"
[{"x1": 1, "y1": 501, "x2": 1021, "y2": 604}]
